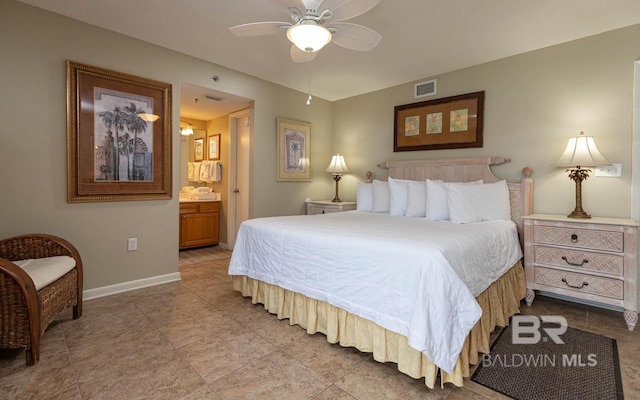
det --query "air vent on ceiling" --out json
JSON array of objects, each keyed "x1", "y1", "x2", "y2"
[
  {"x1": 414, "y1": 79, "x2": 437, "y2": 98},
  {"x1": 204, "y1": 94, "x2": 224, "y2": 101}
]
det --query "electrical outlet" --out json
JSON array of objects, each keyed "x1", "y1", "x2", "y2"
[
  {"x1": 127, "y1": 237, "x2": 137, "y2": 251},
  {"x1": 595, "y1": 163, "x2": 622, "y2": 177}
]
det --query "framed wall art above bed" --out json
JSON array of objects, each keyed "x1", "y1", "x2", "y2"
[{"x1": 394, "y1": 91, "x2": 484, "y2": 152}]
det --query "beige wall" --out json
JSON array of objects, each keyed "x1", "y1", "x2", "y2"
[
  {"x1": 0, "y1": 1, "x2": 333, "y2": 291},
  {"x1": 333, "y1": 24, "x2": 640, "y2": 219},
  {"x1": 2, "y1": 0, "x2": 639, "y2": 293}
]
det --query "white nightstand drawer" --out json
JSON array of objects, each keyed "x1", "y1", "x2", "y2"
[
  {"x1": 306, "y1": 201, "x2": 357, "y2": 215},
  {"x1": 533, "y1": 225, "x2": 623, "y2": 252},
  {"x1": 534, "y1": 246, "x2": 623, "y2": 276},
  {"x1": 523, "y1": 214, "x2": 639, "y2": 330},
  {"x1": 307, "y1": 205, "x2": 338, "y2": 215},
  {"x1": 535, "y1": 267, "x2": 623, "y2": 300}
]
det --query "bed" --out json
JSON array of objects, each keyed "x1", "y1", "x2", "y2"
[{"x1": 228, "y1": 157, "x2": 533, "y2": 388}]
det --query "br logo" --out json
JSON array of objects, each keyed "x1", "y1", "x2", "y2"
[{"x1": 511, "y1": 315, "x2": 568, "y2": 344}]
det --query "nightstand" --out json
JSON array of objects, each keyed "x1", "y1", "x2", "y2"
[
  {"x1": 523, "y1": 214, "x2": 639, "y2": 330},
  {"x1": 306, "y1": 200, "x2": 357, "y2": 215}
]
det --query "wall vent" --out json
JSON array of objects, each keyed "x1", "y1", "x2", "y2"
[
  {"x1": 204, "y1": 94, "x2": 224, "y2": 101},
  {"x1": 414, "y1": 79, "x2": 437, "y2": 98}
]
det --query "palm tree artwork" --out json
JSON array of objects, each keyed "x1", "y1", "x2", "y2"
[
  {"x1": 285, "y1": 129, "x2": 305, "y2": 173},
  {"x1": 95, "y1": 91, "x2": 153, "y2": 182}
]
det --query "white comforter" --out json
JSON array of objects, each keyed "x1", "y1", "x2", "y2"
[{"x1": 228, "y1": 211, "x2": 523, "y2": 373}]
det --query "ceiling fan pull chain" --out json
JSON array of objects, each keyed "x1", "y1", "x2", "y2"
[{"x1": 306, "y1": 52, "x2": 312, "y2": 105}]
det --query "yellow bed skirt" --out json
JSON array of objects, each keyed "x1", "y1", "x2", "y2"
[{"x1": 231, "y1": 260, "x2": 526, "y2": 389}]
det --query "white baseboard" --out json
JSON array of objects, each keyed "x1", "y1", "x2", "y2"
[{"x1": 83, "y1": 272, "x2": 181, "y2": 301}]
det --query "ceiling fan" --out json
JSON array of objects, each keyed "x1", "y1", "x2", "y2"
[{"x1": 229, "y1": 0, "x2": 382, "y2": 63}]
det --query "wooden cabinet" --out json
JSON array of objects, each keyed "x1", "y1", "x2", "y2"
[
  {"x1": 179, "y1": 201, "x2": 220, "y2": 249},
  {"x1": 306, "y1": 200, "x2": 357, "y2": 215},
  {"x1": 523, "y1": 214, "x2": 639, "y2": 330}
]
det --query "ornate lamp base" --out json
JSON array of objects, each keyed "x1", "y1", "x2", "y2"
[
  {"x1": 332, "y1": 174, "x2": 343, "y2": 202},
  {"x1": 567, "y1": 167, "x2": 591, "y2": 219},
  {"x1": 568, "y1": 209, "x2": 591, "y2": 219}
]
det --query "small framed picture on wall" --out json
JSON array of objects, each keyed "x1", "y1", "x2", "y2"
[
  {"x1": 194, "y1": 138, "x2": 204, "y2": 161},
  {"x1": 208, "y1": 134, "x2": 220, "y2": 160}
]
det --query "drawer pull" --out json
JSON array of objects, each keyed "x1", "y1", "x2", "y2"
[
  {"x1": 570, "y1": 233, "x2": 578, "y2": 243},
  {"x1": 561, "y1": 278, "x2": 588, "y2": 289},
  {"x1": 561, "y1": 256, "x2": 588, "y2": 267}
]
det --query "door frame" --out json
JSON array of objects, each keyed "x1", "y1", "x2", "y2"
[
  {"x1": 632, "y1": 60, "x2": 640, "y2": 222},
  {"x1": 227, "y1": 107, "x2": 252, "y2": 249}
]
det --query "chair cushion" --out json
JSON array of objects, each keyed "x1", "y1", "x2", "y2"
[{"x1": 13, "y1": 256, "x2": 76, "y2": 291}]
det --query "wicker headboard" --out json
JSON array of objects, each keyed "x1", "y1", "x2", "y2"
[{"x1": 377, "y1": 157, "x2": 534, "y2": 244}]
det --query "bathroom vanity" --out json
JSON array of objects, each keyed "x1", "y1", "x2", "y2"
[{"x1": 179, "y1": 199, "x2": 220, "y2": 249}]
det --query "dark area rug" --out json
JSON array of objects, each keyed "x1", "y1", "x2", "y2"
[{"x1": 471, "y1": 323, "x2": 624, "y2": 400}]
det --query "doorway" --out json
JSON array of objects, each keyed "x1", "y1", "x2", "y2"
[{"x1": 179, "y1": 82, "x2": 252, "y2": 249}]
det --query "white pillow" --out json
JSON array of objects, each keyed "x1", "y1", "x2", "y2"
[
  {"x1": 388, "y1": 177, "x2": 411, "y2": 216},
  {"x1": 356, "y1": 182, "x2": 373, "y2": 212},
  {"x1": 405, "y1": 180, "x2": 427, "y2": 217},
  {"x1": 425, "y1": 179, "x2": 483, "y2": 221},
  {"x1": 372, "y1": 179, "x2": 390, "y2": 213},
  {"x1": 447, "y1": 180, "x2": 511, "y2": 224},
  {"x1": 424, "y1": 180, "x2": 448, "y2": 220}
]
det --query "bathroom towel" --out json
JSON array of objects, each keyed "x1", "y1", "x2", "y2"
[
  {"x1": 213, "y1": 161, "x2": 222, "y2": 182},
  {"x1": 187, "y1": 162, "x2": 195, "y2": 181},
  {"x1": 190, "y1": 162, "x2": 202, "y2": 182},
  {"x1": 199, "y1": 160, "x2": 213, "y2": 183},
  {"x1": 200, "y1": 161, "x2": 222, "y2": 183}
]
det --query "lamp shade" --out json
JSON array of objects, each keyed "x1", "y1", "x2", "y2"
[
  {"x1": 556, "y1": 131, "x2": 610, "y2": 167},
  {"x1": 287, "y1": 22, "x2": 332, "y2": 52},
  {"x1": 326, "y1": 153, "x2": 350, "y2": 174}
]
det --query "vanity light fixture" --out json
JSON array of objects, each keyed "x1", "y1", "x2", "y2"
[
  {"x1": 326, "y1": 153, "x2": 350, "y2": 202},
  {"x1": 556, "y1": 131, "x2": 611, "y2": 218},
  {"x1": 180, "y1": 120, "x2": 194, "y2": 136}
]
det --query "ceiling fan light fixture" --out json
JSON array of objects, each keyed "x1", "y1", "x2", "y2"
[{"x1": 287, "y1": 22, "x2": 331, "y2": 52}]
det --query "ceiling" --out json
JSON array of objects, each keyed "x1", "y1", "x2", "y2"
[
  {"x1": 19, "y1": 0, "x2": 640, "y2": 120},
  {"x1": 180, "y1": 82, "x2": 252, "y2": 121}
]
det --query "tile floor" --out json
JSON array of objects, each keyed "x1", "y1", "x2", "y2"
[{"x1": 1, "y1": 246, "x2": 638, "y2": 399}]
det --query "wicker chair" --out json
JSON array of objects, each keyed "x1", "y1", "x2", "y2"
[{"x1": 0, "y1": 234, "x2": 83, "y2": 365}]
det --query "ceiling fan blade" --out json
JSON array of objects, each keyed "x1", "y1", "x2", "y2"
[
  {"x1": 290, "y1": 45, "x2": 318, "y2": 63},
  {"x1": 229, "y1": 21, "x2": 291, "y2": 37},
  {"x1": 328, "y1": 22, "x2": 381, "y2": 51},
  {"x1": 320, "y1": 0, "x2": 381, "y2": 21}
]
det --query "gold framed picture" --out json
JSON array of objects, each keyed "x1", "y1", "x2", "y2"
[
  {"x1": 394, "y1": 91, "x2": 484, "y2": 152},
  {"x1": 208, "y1": 134, "x2": 220, "y2": 160},
  {"x1": 276, "y1": 117, "x2": 311, "y2": 182},
  {"x1": 66, "y1": 61, "x2": 172, "y2": 202},
  {"x1": 194, "y1": 138, "x2": 204, "y2": 161}
]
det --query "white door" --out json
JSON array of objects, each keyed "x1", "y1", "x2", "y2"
[{"x1": 228, "y1": 109, "x2": 251, "y2": 249}]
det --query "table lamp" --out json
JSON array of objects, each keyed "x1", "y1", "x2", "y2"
[
  {"x1": 556, "y1": 131, "x2": 610, "y2": 218},
  {"x1": 326, "y1": 153, "x2": 350, "y2": 202}
]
